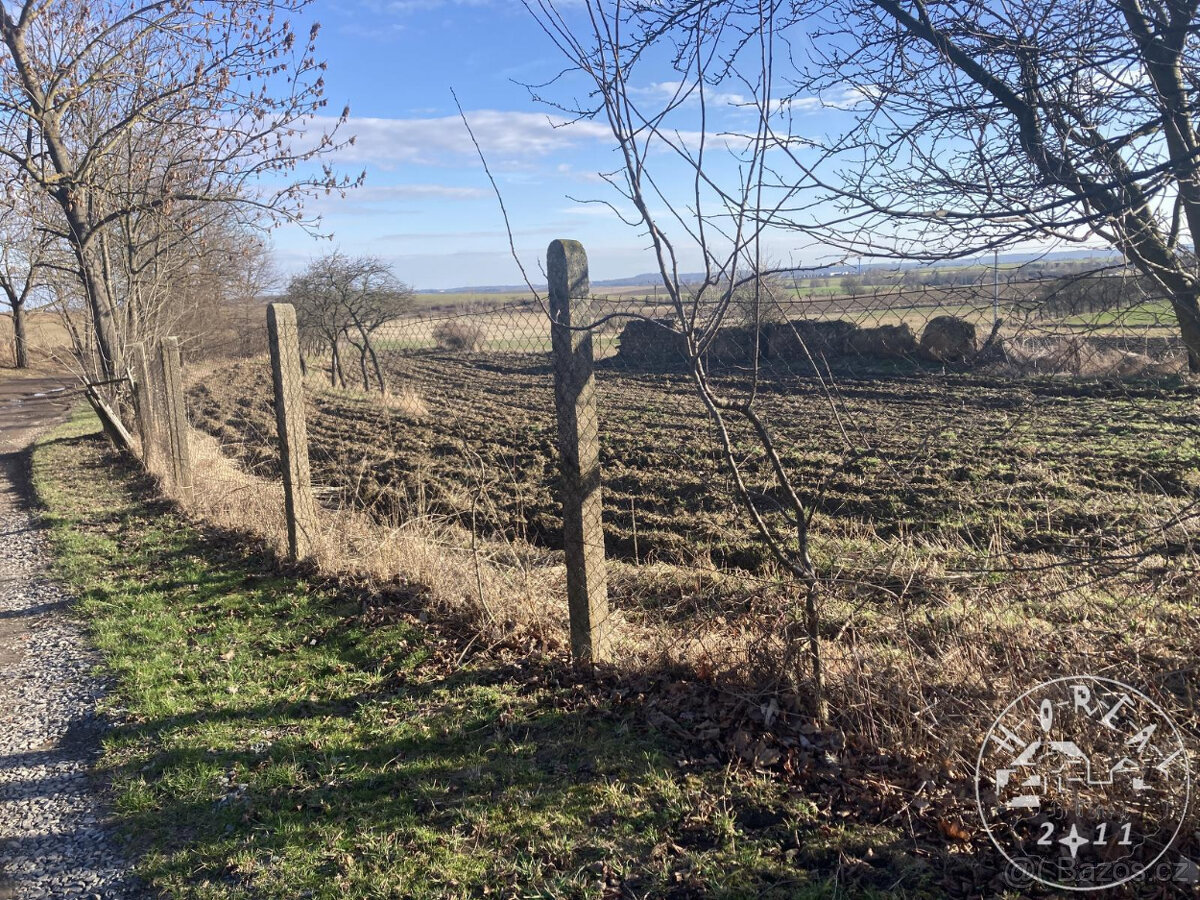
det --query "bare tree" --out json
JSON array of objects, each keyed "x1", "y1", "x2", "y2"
[
  {"x1": 593, "y1": 0, "x2": 1200, "y2": 369},
  {"x1": 522, "y1": 0, "x2": 1200, "y2": 710},
  {"x1": 169, "y1": 225, "x2": 276, "y2": 360},
  {"x1": 288, "y1": 253, "x2": 413, "y2": 392},
  {"x1": 0, "y1": 0, "x2": 358, "y2": 379},
  {"x1": 295, "y1": 277, "x2": 349, "y2": 388},
  {"x1": 0, "y1": 180, "x2": 58, "y2": 367},
  {"x1": 341, "y1": 261, "x2": 414, "y2": 394},
  {"x1": 525, "y1": 0, "x2": 833, "y2": 716}
]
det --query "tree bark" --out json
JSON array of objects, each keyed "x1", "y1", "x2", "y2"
[
  {"x1": 60, "y1": 199, "x2": 122, "y2": 380},
  {"x1": 350, "y1": 320, "x2": 387, "y2": 394},
  {"x1": 357, "y1": 346, "x2": 370, "y2": 390},
  {"x1": 366, "y1": 339, "x2": 387, "y2": 394},
  {"x1": 331, "y1": 341, "x2": 346, "y2": 388},
  {"x1": 1171, "y1": 292, "x2": 1200, "y2": 373},
  {"x1": 11, "y1": 299, "x2": 27, "y2": 368},
  {"x1": 329, "y1": 341, "x2": 340, "y2": 387}
]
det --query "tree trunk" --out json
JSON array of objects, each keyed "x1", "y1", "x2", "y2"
[
  {"x1": 334, "y1": 344, "x2": 346, "y2": 388},
  {"x1": 61, "y1": 199, "x2": 122, "y2": 380},
  {"x1": 11, "y1": 300, "x2": 27, "y2": 368},
  {"x1": 366, "y1": 337, "x2": 387, "y2": 394},
  {"x1": 1170, "y1": 292, "x2": 1200, "y2": 373},
  {"x1": 357, "y1": 346, "x2": 370, "y2": 390},
  {"x1": 80, "y1": 254, "x2": 120, "y2": 378}
]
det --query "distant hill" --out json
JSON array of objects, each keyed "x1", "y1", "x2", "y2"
[
  {"x1": 424, "y1": 273, "x2": 704, "y2": 294},
  {"x1": 419, "y1": 250, "x2": 1122, "y2": 294}
]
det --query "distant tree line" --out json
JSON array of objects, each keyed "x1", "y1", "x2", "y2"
[
  {"x1": 288, "y1": 253, "x2": 414, "y2": 393},
  {"x1": 1036, "y1": 273, "x2": 1162, "y2": 318},
  {"x1": 0, "y1": 1, "x2": 356, "y2": 373}
]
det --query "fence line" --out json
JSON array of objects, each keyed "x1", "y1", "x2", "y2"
[
  {"x1": 267, "y1": 302, "x2": 318, "y2": 562},
  {"x1": 548, "y1": 239, "x2": 612, "y2": 665},
  {"x1": 101, "y1": 242, "x2": 1200, "y2": 858},
  {"x1": 129, "y1": 342, "x2": 162, "y2": 474}
]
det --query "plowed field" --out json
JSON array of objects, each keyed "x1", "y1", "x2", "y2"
[{"x1": 188, "y1": 351, "x2": 1200, "y2": 577}]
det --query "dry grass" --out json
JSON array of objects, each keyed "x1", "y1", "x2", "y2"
[
  {"x1": 382, "y1": 385, "x2": 429, "y2": 417},
  {"x1": 168, "y1": 355, "x2": 1200, "y2": 859},
  {"x1": 304, "y1": 377, "x2": 431, "y2": 419},
  {"x1": 164, "y1": 408, "x2": 1200, "y2": 744},
  {"x1": 999, "y1": 335, "x2": 1183, "y2": 375},
  {"x1": 0, "y1": 310, "x2": 76, "y2": 370},
  {"x1": 432, "y1": 320, "x2": 487, "y2": 352},
  {"x1": 156, "y1": 414, "x2": 787, "y2": 684},
  {"x1": 172, "y1": 426, "x2": 575, "y2": 651},
  {"x1": 185, "y1": 430, "x2": 290, "y2": 555}
]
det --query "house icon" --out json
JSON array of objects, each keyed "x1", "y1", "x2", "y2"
[{"x1": 994, "y1": 740, "x2": 1152, "y2": 811}]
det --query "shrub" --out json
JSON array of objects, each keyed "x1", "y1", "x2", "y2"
[
  {"x1": 433, "y1": 320, "x2": 485, "y2": 352},
  {"x1": 383, "y1": 386, "x2": 429, "y2": 418}
]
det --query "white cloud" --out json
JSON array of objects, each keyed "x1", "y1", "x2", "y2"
[
  {"x1": 779, "y1": 85, "x2": 876, "y2": 113},
  {"x1": 303, "y1": 182, "x2": 486, "y2": 216},
  {"x1": 354, "y1": 184, "x2": 485, "y2": 199},
  {"x1": 315, "y1": 110, "x2": 613, "y2": 167},
  {"x1": 631, "y1": 80, "x2": 873, "y2": 116},
  {"x1": 634, "y1": 80, "x2": 750, "y2": 108}
]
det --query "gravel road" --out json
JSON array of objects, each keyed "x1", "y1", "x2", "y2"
[{"x1": 0, "y1": 376, "x2": 149, "y2": 899}]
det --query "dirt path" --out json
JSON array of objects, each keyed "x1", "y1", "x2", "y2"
[
  {"x1": 0, "y1": 374, "x2": 148, "y2": 899},
  {"x1": 0, "y1": 376, "x2": 76, "y2": 455}
]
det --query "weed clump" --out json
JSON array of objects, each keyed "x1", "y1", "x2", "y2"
[{"x1": 433, "y1": 320, "x2": 485, "y2": 352}]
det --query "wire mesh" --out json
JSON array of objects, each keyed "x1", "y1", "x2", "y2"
[
  {"x1": 182, "y1": 276, "x2": 1200, "y2": 604},
  {"x1": 176, "y1": 263, "x2": 1200, "y2": 861}
]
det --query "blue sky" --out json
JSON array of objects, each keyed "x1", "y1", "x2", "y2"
[
  {"x1": 267, "y1": 1, "x2": 1118, "y2": 290},
  {"x1": 272, "y1": 0, "x2": 672, "y2": 289},
  {"x1": 275, "y1": 0, "x2": 861, "y2": 289}
]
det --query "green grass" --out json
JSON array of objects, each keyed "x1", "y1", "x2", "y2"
[
  {"x1": 30, "y1": 407, "x2": 928, "y2": 899},
  {"x1": 1059, "y1": 298, "x2": 1176, "y2": 329},
  {"x1": 412, "y1": 291, "x2": 536, "y2": 311}
]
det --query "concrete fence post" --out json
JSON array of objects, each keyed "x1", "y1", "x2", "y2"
[
  {"x1": 267, "y1": 303, "x2": 318, "y2": 561},
  {"x1": 158, "y1": 336, "x2": 193, "y2": 501},
  {"x1": 548, "y1": 239, "x2": 612, "y2": 665},
  {"x1": 129, "y1": 342, "x2": 162, "y2": 474}
]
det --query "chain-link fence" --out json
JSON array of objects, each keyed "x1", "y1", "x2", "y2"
[{"x1": 155, "y1": 245, "x2": 1200, "y2": 874}]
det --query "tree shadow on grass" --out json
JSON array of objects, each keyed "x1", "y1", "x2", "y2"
[
  {"x1": 47, "y1": 427, "x2": 1122, "y2": 898},
  {"x1": 104, "y1": 663, "x2": 954, "y2": 899}
]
